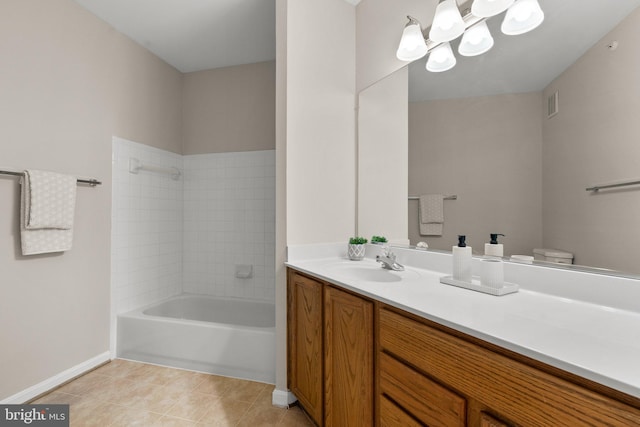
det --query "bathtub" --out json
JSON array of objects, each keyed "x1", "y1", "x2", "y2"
[{"x1": 117, "y1": 294, "x2": 275, "y2": 383}]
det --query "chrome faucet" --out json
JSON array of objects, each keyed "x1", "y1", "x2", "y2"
[{"x1": 376, "y1": 246, "x2": 405, "y2": 271}]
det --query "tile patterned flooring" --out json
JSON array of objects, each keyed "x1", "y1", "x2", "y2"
[{"x1": 32, "y1": 359, "x2": 314, "y2": 426}]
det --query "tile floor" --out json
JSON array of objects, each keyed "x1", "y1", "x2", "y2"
[{"x1": 32, "y1": 359, "x2": 314, "y2": 426}]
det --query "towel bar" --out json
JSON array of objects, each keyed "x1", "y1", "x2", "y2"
[
  {"x1": 0, "y1": 169, "x2": 101, "y2": 186},
  {"x1": 408, "y1": 195, "x2": 457, "y2": 200},
  {"x1": 129, "y1": 158, "x2": 181, "y2": 180},
  {"x1": 586, "y1": 179, "x2": 640, "y2": 192}
]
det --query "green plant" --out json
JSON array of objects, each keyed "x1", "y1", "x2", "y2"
[
  {"x1": 371, "y1": 235, "x2": 388, "y2": 243},
  {"x1": 349, "y1": 236, "x2": 368, "y2": 245}
]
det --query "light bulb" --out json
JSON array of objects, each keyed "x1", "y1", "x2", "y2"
[
  {"x1": 501, "y1": 0, "x2": 544, "y2": 35},
  {"x1": 396, "y1": 17, "x2": 428, "y2": 61},
  {"x1": 514, "y1": 5, "x2": 533, "y2": 21},
  {"x1": 458, "y1": 21, "x2": 494, "y2": 56},
  {"x1": 426, "y1": 42, "x2": 456, "y2": 72},
  {"x1": 429, "y1": 0, "x2": 465, "y2": 43},
  {"x1": 471, "y1": 0, "x2": 515, "y2": 18}
]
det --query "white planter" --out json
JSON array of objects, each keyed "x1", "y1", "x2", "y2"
[{"x1": 348, "y1": 244, "x2": 365, "y2": 261}]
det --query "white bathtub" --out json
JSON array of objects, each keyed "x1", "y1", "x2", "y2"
[{"x1": 117, "y1": 294, "x2": 275, "y2": 383}]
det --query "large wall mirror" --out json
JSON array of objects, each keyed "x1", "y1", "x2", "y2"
[{"x1": 362, "y1": 0, "x2": 640, "y2": 276}]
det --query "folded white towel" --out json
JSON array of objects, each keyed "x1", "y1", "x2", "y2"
[
  {"x1": 20, "y1": 170, "x2": 77, "y2": 255},
  {"x1": 419, "y1": 194, "x2": 444, "y2": 236}
]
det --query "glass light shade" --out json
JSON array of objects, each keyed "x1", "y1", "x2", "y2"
[
  {"x1": 426, "y1": 42, "x2": 457, "y2": 72},
  {"x1": 428, "y1": 0, "x2": 465, "y2": 43},
  {"x1": 471, "y1": 0, "x2": 515, "y2": 18},
  {"x1": 458, "y1": 21, "x2": 494, "y2": 56},
  {"x1": 396, "y1": 18, "x2": 428, "y2": 61},
  {"x1": 501, "y1": 0, "x2": 544, "y2": 35}
]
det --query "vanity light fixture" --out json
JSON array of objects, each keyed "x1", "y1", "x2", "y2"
[
  {"x1": 471, "y1": 0, "x2": 515, "y2": 18},
  {"x1": 501, "y1": 0, "x2": 545, "y2": 35},
  {"x1": 426, "y1": 42, "x2": 457, "y2": 72},
  {"x1": 458, "y1": 20, "x2": 494, "y2": 56},
  {"x1": 398, "y1": 0, "x2": 544, "y2": 72},
  {"x1": 396, "y1": 16, "x2": 429, "y2": 61},
  {"x1": 428, "y1": 0, "x2": 466, "y2": 43}
]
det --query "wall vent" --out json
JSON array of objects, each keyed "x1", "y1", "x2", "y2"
[{"x1": 547, "y1": 90, "x2": 559, "y2": 118}]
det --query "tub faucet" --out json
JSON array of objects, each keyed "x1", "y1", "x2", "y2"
[{"x1": 376, "y1": 246, "x2": 405, "y2": 271}]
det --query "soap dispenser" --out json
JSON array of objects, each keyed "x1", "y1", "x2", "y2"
[
  {"x1": 452, "y1": 235, "x2": 472, "y2": 283},
  {"x1": 484, "y1": 233, "x2": 505, "y2": 257}
]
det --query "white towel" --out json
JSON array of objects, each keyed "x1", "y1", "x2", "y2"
[
  {"x1": 419, "y1": 194, "x2": 444, "y2": 236},
  {"x1": 20, "y1": 170, "x2": 77, "y2": 255}
]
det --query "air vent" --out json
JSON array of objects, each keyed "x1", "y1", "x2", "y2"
[{"x1": 547, "y1": 90, "x2": 559, "y2": 118}]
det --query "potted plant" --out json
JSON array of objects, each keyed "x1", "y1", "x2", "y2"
[
  {"x1": 348, "y1": 237, "x2": 368, "y2": 260},
  {"x1": 371, "y1": 235, "x2": 388, "y2": 244}
]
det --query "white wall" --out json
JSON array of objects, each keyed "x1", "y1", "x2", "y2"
[
  {"x1": 358, "y1": 68, "x2": 409, "y2": 243},
  {"x1": 285, "y1": 1, "x2": 357, "y2": 245},
  {"x1": 274, "y1": 0, "x2": 356, "y2": 400},
  {"x1": 356, "y1": 0, "x2": 436, "y2": 92}
]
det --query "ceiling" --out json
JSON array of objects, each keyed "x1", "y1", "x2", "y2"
[
  {"x1": 72, "y1": 0, "x2": 639, "y2": 95},
  {"x1": 408, "y1": 0, "x2": 640, "y2": 101},
  {"x1": 73, "y1": 0, "x2": 360, "y2": 73},
  {"x1": 73, "y1": 0, "x2": 277, "y2": 73}
]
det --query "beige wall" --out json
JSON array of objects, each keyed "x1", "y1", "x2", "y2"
[
  {"x1": 358, "y1": 67, "x2": 409, "y2": 243},
  {"x1": 0, "y1": 0, "x2": 182, "y2": 400},
  {"x1": 542, "y1": 7, "x2": 640, "y2": 272},
  {"x1": 409, "y1": 93, "x2": 543, "y2": 256},
  {"x1": 182, "y1": 61, "x2": 276, "y2": 155}
]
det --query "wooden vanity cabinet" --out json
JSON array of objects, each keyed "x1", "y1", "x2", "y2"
[
  {"x1": 287, "y1": 271, "x2": 324, "y2": 425},
  {"x1": 324, "y1": 285, "x2": 374, "y2": 426},
  {"x1": 377, "y1": 304, "x2": 640, "y2": 427},
  {"x1": 287, "y1": 269, "x2": 374, "y2": 426},
  {"x1": 288, "y1": 268, "x2": 640, "y2": 426}
]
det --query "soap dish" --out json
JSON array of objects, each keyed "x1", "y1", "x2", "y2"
[{"x1": 440, "y1": 276, "x2": 519, "y2": 296}]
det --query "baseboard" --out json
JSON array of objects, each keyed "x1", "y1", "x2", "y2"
[
  {"x1": 272, "y1": 388, "x2": 297, "y2": 408},
  {"x1": 0, "y1": 351, "x2": 111, "y2": 404}
]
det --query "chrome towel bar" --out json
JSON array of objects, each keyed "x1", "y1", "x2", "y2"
[
  {"x1": 408, "y1": 195, "x2": 457, "y2": 200},
  {"x1": 0, "y1": 169, "x2": 101, "y2": 186},
  {"x1": 586, "y1": 179, "x2": 640, "y2": 192}
]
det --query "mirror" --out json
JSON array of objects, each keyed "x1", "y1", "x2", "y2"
[{"x1": 365, "y1": 1, "x2": 640, "y2": 276}]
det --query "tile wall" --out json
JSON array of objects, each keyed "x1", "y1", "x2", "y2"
[
  {"x1": 111, "y1": 137, "x2": 183, "y2": 314},
  {"x1": 112, "y1": 138, "x2": 276, "y2": 319},
  {"x1": 182, "y1": 151, "x2": 276, "y2": 301}
]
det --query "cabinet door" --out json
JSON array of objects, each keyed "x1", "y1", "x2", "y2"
[
  {"x1": 288, "y1": 271, "x2": 324, "y2": 425},
  {"x1": 324, "y1": 286, "x2": 374, "y2": 426}
]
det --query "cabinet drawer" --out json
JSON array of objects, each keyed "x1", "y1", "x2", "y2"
[
  {"x1": 480, "y1": 412, "x2": 510, "y2": 427},
  {"x1": 379, "y1": 395, "x2": 422, "y2": 427},
  {"x1": 380, "y1": 352, "x2": 465, "y2": 426},
  {"x1": 379, "y1": 306, "x2": 640, "y2": 426}
]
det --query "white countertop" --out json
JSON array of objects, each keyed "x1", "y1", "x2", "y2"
[{"x1": 286, "y1": 252, "x2": 640, "y2": 399}]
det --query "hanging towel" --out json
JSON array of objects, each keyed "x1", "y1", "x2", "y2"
[
  {"x1": 20, "y1": 170, "x2": 77, "y2": 255},
  {"x1": 419, "y1": 194, "x2": 444, "y2": 236}
]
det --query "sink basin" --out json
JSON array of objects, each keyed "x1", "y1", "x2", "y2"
[{"x1": 326, "y1": 262, "x2": 420, "y2": 283}]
